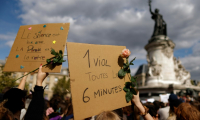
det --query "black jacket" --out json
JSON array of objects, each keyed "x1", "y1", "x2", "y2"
[{"x1": 24, "y1": 86, "x2": 44, "y2": 120}]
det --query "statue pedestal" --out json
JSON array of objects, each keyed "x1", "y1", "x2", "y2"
[{"x1": 145, "y1": 35, "x2": 183, "y2": 86}]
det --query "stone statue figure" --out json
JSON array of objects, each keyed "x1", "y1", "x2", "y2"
[
  {"x1": 148, "y1": 57, "x2": 162, "y2": 80},
  {"x1": 174, "y1": 57, "x2": 191, "y2": 85},
  {"x1": 149, "y1": 0, "x2": 167, "y2": 37}
]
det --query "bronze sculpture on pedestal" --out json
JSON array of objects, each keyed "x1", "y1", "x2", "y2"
[{"x1": 149, "y1": 0, "x2": 167, "y2": 37}]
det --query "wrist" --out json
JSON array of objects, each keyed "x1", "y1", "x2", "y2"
[
  {"x1": 134, "y1": 101, "x2": 142, "y2": 106},
  {"x1": 135, "y1": 102, "x2": 145, "y2": 113},
  {"x1": 36, "y1": 81, "x2": 42, "y2": 86}
]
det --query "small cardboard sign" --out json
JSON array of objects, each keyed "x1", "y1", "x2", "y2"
[
  {"x1": 159, "y1": 94, "x2": 170, "y2": 103},
  {"x1": 3, "y1": 23, "x2": 70, "y2": 72},
  {"x1": 67, "y1": 42, "x2": 130, "y2": 120}
]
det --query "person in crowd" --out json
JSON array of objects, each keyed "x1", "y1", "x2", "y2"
[
  {"x1": 167, "y1": 99, "x2": 182, "y2": 120},
  {"x1": 122, "y1": 105, "x2": 132, "y2": 120},
  {"x1": 153, "y1": 101, "x2": 160, "y2": 113},
  {"x1": 100, "y1": 91, "x2": 155, "y2": 120},
  {"x1": 159, "y1": 102, "x2": 165, "y2": 108},
  {"x1": 24, "y1": 65, "x2": 49, "y2": 120},
  {"x1": 158, "y1": 93, "x2": 178, "y2": 120},
  {"x1": 0, "y1": 87, "x2": 11, "y2": 103},
  {"x1": 20, "y1": 96, "x2": 32, "y2": 120},
  {"x1": 43, "y1": 100, "x2": 52, "y2": 120},
  {"x1": 61, "y1": 103, "x2": 74, "y2": 120},
  {"x1": 146, "y1": 105, "x2": 158, "y2": 120},
  {"x1": 2, "y1": 72, "x2": 28, "y2": 120},
  {"x1": 1, "y1": 65, "x2": 48, "y2": 120},
  {"x1": 0, "y1": 99, "x2": 14, "y2": 120},
  {"x1": 190, "y1": 101, "x2": 200, "y2": 112},
  {"x1": 174, "y1": 102, "x2": 200, "y2": 120},
  {"x1": 95, "y1": 111, "x2": 121, "y2": 120},
  {"x1": 48, "y1": 95, "x2": 63, "y2": 119},
  {"x1": 49, "y1": 101, "x2": 68, "y2": 120}
]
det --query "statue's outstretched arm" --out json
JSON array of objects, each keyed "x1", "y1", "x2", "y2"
[{"x1": 149, "y1": 0, "x2": 154, "y2": 15}]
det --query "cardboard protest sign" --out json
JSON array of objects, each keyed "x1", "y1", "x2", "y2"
[
  {"x1": 3, "y1": 23, "x2": 70, "y2": 72},
  {"x1": 159, "y1": 94, "x2": 170, "y2": 103},
  {"x1": 67, "y1": 42, "x2": 131, "y2": 120}
]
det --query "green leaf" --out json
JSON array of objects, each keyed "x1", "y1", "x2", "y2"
[
  {"x1": 130, "y1": 88, "x2": 137, "y2": 95},
  {"x1": 59, "y1": 50, "x2": 63, "y2": 55},
  {"x1": 129, "y1": 57, "x2": 136, "y2": 66},
  {"x1": 130, "y1": 63, "x2": 134, "y2": 65},
  {"x1": 118, "y1": 69, "x2": 127, "y2": 77},
  {"x1": 53, "y1": 58, "x2": 58, "y2": 63},
  {"x1": 51, "y1": 49, "x2": 57, "y2": 55},
  {"x1": 131, "y1": 76, "x2": 136, "y2": 83},
  {"x1": 125, "y1": 82, "x2": 131, "y2": 88},
  {"x1": 125, "y1": 91, "x2": 133, "y2": 103},
  {"x1": 123, "y1": 87, "x2": 129, "y2": 92},
  {"x1": 127, "y1": 69, "x2": 130, "y2": 73},
  {"x1": 123, "y1": 63, "x2": 128, "y2": 69},
  {"x1": 57, "y1": 59, "x2": 66, "y2": 64},
  {"x1": 46, "y1": 59, "x2": 51, "y2": 63},
  {"x1": 131, "y1": 83, "x2": 135, "y2": 88},
  {"x1": 130, "y1": 57, "x2": 136, "y2": 63}
]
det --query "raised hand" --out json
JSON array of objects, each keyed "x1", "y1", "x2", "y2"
[
  {"x1": 36, "y1": 64, "x2": 49, "y2": 86},
  {"x1": 18, "y1": 72, "x2": 28, "y2": 90}
]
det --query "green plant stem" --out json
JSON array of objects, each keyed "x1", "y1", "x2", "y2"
[
  {"x1": 14, "y1": 63, "x2": 48, "y2": 82},
  {"x1": 128, "y1": 73, "x2": 131, "y2": 80}
]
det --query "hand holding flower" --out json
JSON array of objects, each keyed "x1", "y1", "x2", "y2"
[{"x1": 118, "y1": 48, "x2": 137, "y2": 103}]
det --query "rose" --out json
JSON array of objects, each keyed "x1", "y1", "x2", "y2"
[{"x1": 121, "y1": 49, "x2": 131, "y2": 58}]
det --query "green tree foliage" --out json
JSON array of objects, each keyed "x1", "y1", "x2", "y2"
[
  {"x1": 0, "y1": 66, "x2": 18, "y2": 93},
  {"x1": 52, "y1": 76, "x2": 70, "y2": 98}
]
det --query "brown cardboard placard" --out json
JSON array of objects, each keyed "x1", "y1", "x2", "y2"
[
  {"x1": 67, "y1": 42, "x2": 131, "y2": 120},
  {"x1": 3, "y1": 23, "x2": 70, "y2": 73}
]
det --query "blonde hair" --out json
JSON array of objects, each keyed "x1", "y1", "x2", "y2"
[
  {"x1": 175, "y1": 102, "x2": 200, "y2": 120},
  {"x1": 96, "y1": 111, "x2": 120, "y2": 120}
]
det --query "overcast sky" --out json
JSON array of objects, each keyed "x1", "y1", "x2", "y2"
[{"x1": 0, "y1": 0, "x2": 200, "y2": 80}]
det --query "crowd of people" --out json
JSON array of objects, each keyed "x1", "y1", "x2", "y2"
[{"x1": 0, "y1": 65, "x2": 200, "y2": 120}]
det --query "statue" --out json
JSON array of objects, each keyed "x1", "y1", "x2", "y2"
[
  {"x1": 148, "y1": 57, "x2": 162, "y2": 80},
  {"x1": 148, "y1": 0, "x2": 167, "y2": 37}
]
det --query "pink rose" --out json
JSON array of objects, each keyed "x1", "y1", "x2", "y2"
[{"x1": 121, "y1": 49, "x2": 131, "y2": 58}]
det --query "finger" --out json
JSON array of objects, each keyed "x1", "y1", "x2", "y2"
[
  {"x1": 22, "y1": 72, "x2": 28, "y2": 80},
  {"x1": 39, "y1": 64, "x2": 42, "y2": 73}
]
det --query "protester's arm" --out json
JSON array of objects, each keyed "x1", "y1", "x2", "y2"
[
  {"x1": 132, "y1": 92, "x2": 154, "y2": 120},
  {"x1": 24, "y1": 65, "x2": 48, "y2": 120},
  {"x1": 36, "y1": 64, "x2": 49, "y2": 86},
  {"x1": 18, "y1": 72, "x2": 28, "y2": 90}
]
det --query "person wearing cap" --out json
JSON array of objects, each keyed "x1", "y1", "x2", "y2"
[
  {"x1": 157, "y1": 93, "x2": 178, "y2": 120},
  {"x1": 167, "y1": 94, "x2": 183, "y2": 120}
]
